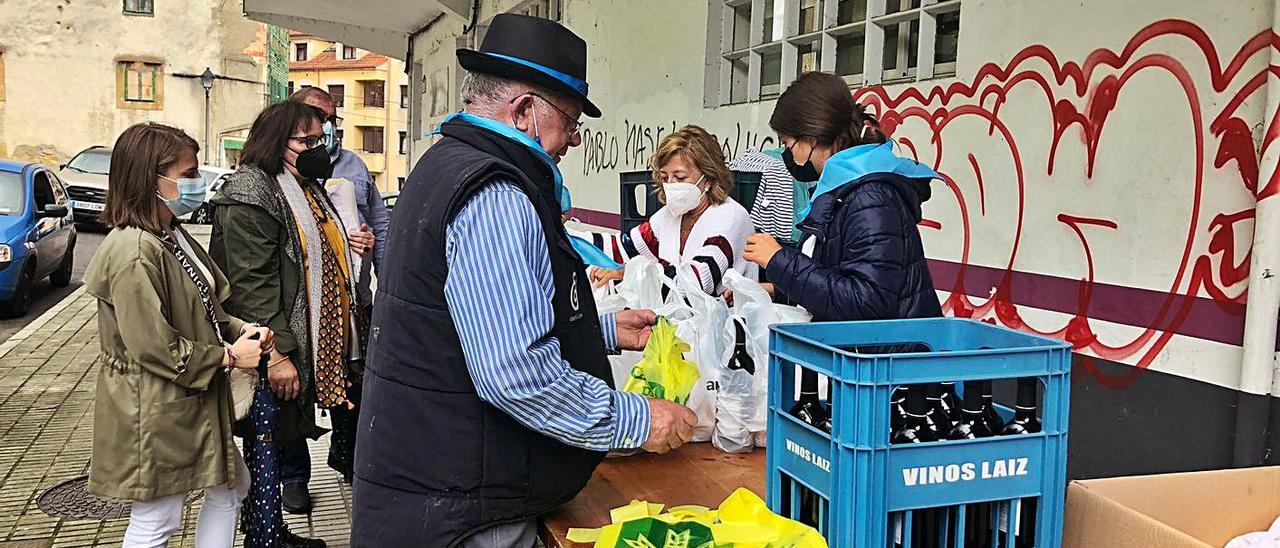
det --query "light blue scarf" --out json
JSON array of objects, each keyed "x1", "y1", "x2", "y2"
[
  {"x1": 440, "y1": 111, "x2": 569, "y2": 211},
  {"x1": 438, "y1": 113, "x2": 620, "y2": 269},
  {"x1": 797, "y1": 141, "x2": 940, "y2": 220}
]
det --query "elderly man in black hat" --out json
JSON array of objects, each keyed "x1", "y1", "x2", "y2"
[{"x1": 350, "y1": 13, "x2": 698, "y2": 548}]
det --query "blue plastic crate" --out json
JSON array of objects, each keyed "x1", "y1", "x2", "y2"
[{"x1": 766, "y1": 318, "x2": 1071, "y2": 547}]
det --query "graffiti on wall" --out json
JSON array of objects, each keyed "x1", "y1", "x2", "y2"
[
  {"x1": 581, "y1": 119, "x2": 776, "y2": 176},
  {"x1": 855, "y1": 19, "x2": 1279, "y2": 388}
]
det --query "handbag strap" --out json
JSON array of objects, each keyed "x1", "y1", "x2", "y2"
[{"x1": 158, "y1": 230, "x2": 226, "y2": 347}]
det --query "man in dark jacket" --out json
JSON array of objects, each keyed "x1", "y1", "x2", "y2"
[{"x1": 350, "y1": 14, "x2": 696, "y2": 548}]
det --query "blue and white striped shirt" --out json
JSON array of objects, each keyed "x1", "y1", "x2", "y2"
[{"x1": 443, "y1": 181, "x2": 651, "y2": 451}]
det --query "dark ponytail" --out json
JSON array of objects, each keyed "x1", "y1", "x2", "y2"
[{"x1": 769, "y1": 71, "x2": 886, "y2": 151}]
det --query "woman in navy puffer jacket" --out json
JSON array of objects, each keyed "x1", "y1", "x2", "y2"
[{"x1": 743, "y1": 72, "x2": 943, "y2": 322}]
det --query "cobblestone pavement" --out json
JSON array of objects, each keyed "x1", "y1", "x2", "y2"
[{"x1": 0, "y1": 224, "x2": 353, "y2": 547}]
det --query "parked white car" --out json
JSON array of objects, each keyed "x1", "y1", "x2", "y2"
[{"x1": 57, "y1": 146, "x2": 111, "y2": 228}]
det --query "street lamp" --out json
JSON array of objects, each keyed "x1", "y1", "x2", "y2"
[{"x1": 200, "y1": 67, "x2": 214, "y2": 165}]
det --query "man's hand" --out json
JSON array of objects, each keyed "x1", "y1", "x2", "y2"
[
  {"x1": 348, "y1": 223, "x2": 375, "y2": 259},
  {"x1": 615, "y1": 309, "x2": 657, "y2": 351},
  {"x1": 744, "y1": 233, "x2": 783, "y2": 268},
  {"x1": 641, "y1": 398, "x2": 697, "y2": 454},
  {"x1": 267, "y1": 350, "x2": 301, "y2": 401}
]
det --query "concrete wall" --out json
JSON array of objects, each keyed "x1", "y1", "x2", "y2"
[
  {"x1": 408, "y1": 0, "x2": 1280, "y2": 474},
  {"x1": 0, "y1": 0, "x2": 270, "y2": 166},
  {"x1": 411, "y1": 0, "x2": 1273, "y2": 390}
]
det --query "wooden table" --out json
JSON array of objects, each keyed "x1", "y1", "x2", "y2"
[{"x1": 539, "y1": 443, "x2": 767, "y2": 547}]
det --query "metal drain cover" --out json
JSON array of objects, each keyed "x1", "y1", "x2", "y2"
[{"x1": 36, "y1": 475, "x2": 201, "y2": 520}]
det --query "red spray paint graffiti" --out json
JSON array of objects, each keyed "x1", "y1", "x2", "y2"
[{"x1": 855, "y1": 20, "x2": 1280, "y2": 388}]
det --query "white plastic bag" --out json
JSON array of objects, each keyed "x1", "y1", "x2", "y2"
[
  {"x1": 671, "y1": 264, "x2": 729, "y2": 443},
  {"x1": 721, "y1": 270, "x2": 812, "y2": 449},
  {"x1": 592, "y1": 277, "x2": 625, "y2": 315},
  {"x1": 712, "y1": 317, "x2": 757, "y2": 453},
  {"x1": 1226, "y1": 515, "x2": 1280, "y2": 548},
  {"x1": 616, "y1": 256, "x2": 666, "y2": 310}
]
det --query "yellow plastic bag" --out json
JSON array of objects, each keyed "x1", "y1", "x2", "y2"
[
  {"x1": 622, "y1": 317, "x2": 700, "y2": 405},
  {"x1": 566, "y1": 488, "x2": 827, "y2": 548}
]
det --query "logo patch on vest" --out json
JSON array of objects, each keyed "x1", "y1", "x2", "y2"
[{"x1": 570, "y1": 274, "x2": 581, "y2": 313}]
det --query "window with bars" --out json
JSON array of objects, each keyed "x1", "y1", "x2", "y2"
[
  {"x1": 123, "y1": 0, "x2": 153, "y2": 15},
  {"x1": 515, "y1": 0, "x2": 562, "y2": 21},
  {"x1": 712, "y1": 0, "x2": 959, "y2": 105},
  {"x1": 342, "y1": 45, "x2": 357, "y2": 60},
  {"x1": 328, "y1": 84, "x2": 345, "y2": 107},
  {"x1": 295, "y1": 43, "x2": 308, "y2": 62},
  {"x1": 362, "y1": 80, "x2": 385, "y2": 108},
  {"x1": 361, "y1": 126, "x2": 385, "y2": 154},
  {"x1": 400, "y1": 85, "x2": 409, "y2": 108},
  {"x1": 398, "y1": 131, "x2": 408, "y2": 154},
  {"x1": 118, "y1": 60, "x2": 162, "y2": 108}
]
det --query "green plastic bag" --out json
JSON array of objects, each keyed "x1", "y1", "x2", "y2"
[
  {"x1": 622, "y1": 317, "x2": 700, "y2": 405},
  {"x1": 616, "y1": 518, "x2": 715, "y2": 548}
]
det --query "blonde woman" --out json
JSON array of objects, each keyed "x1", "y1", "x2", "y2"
[
  {"x1": 587, "y1": 125, "x2": 755, "y2": 294},
  {"x1": 84, "y1": 122, "x2": 272, "y2": 547}
]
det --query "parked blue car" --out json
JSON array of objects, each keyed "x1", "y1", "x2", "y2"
[{"x1": 0, "y1": 160, "x2": 77, "y2": 317}]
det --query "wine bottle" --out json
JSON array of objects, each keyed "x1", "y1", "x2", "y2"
[
  {"x1": 819, "y1": 376, "x2": 833, "y2": 433},
  {"x1": 890, "y1": 386, "x2": 908, "y2": 434},
  {"x1": 949, "y1": 381, "x2": 995, "y2": 547},
  {"x1": 1001, "y1": 378, "x2": 1042, "y2": 548},
  {"x1": 923, "y1": 383, "x2": 952, "y2": 440},
  {"x1": 728, "y1": 321, "x2": 755, "y2": 374},
  {"x1": 950, "y1": 381, "x2": 994, "y2": 439},
  {"x1": 1000, "y1": 379, "x2": 1041, "y2": 435},
  {"x1": 891, "y1": 387, "x2": 938, "y2": 547},
  {"x1": 938, "y1": 381, "x2": 961, "y2": 422},
  {"x1": 798, "y1": 488, "x2": 823, "y2": 529},
  {"x1": 791, "y1": 370, "x2": 831, "y2": 433},
  {"x1": 891, "y1": 386, "x2": 936, "y2": 445},
  {"x1": 980, "y1": 379, "x2": 1004, "y2": 434}
]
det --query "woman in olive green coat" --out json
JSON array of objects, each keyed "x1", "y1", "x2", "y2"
[{"x1": 84, "y1": 123, "x2": 273, "y2": 548}]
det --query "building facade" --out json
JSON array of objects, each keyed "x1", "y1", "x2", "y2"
[
  {"x1": 252, "y1": 0, "x2": 1280, "y2": 480},
  {"x1": 0, "y1": 0, "x2": 282, "y2": 167},
  {"x1": 288, "y1": 32, "x2": 410, "y2": 193}
]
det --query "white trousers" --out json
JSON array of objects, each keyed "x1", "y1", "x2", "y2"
[{"x1": 122, "y1": 455, "x2": 251, "y2": 548}]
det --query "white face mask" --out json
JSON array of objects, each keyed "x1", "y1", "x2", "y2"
[{"x1": 663, "y1": 175, "x2": 706, "y2": 216}]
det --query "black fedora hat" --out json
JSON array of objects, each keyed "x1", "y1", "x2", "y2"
[{"x1": 457, "y1": 13, "x2": 601, "y2": 118}]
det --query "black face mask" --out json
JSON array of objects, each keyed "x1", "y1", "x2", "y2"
[
  {"x1": 293, "y1": 145, "x2": 334, "y2": 180},
  {"x1": 782, "y1": 143, "x2": 820, "y2": 182}
]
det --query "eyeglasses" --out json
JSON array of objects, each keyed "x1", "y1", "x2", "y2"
[
  {"x1": 526, "y1": 92, "x2": 583, "y2": 139},
  {"x1": 290, "y1": 135, "x2": 325, "y2": 149}
]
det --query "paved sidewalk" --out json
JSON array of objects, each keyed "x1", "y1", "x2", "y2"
[{"x1": 0, "y1": 280, "x2": 354, "y2": 545}]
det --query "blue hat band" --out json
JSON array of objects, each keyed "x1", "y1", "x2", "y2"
[{"x1": 485, "y1": 52, "x2": 589, "y2": 97}]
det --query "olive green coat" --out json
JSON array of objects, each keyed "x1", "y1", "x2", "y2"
[
  {"x1": 83, "y1": 225, "x2": 247, "y2": 502},
  {"x1": 209, "y1": 165, "x2": 323, "y2": 443}
]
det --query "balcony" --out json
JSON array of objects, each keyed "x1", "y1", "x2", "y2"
[{"x1": 355, "y1": 150, "x2": 386, "y2": 173}]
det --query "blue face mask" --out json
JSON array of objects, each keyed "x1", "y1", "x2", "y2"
[
  {"x1": 157, "y1": 174, "x2": 208, "y2": 217},
  {"x1": 323, "y1": 120, "x2": 341, "y2": 157}
]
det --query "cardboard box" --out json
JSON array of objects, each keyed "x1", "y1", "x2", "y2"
[{"x1": 1064, "y1": 466, "x2": 1280, "y2": 548}]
